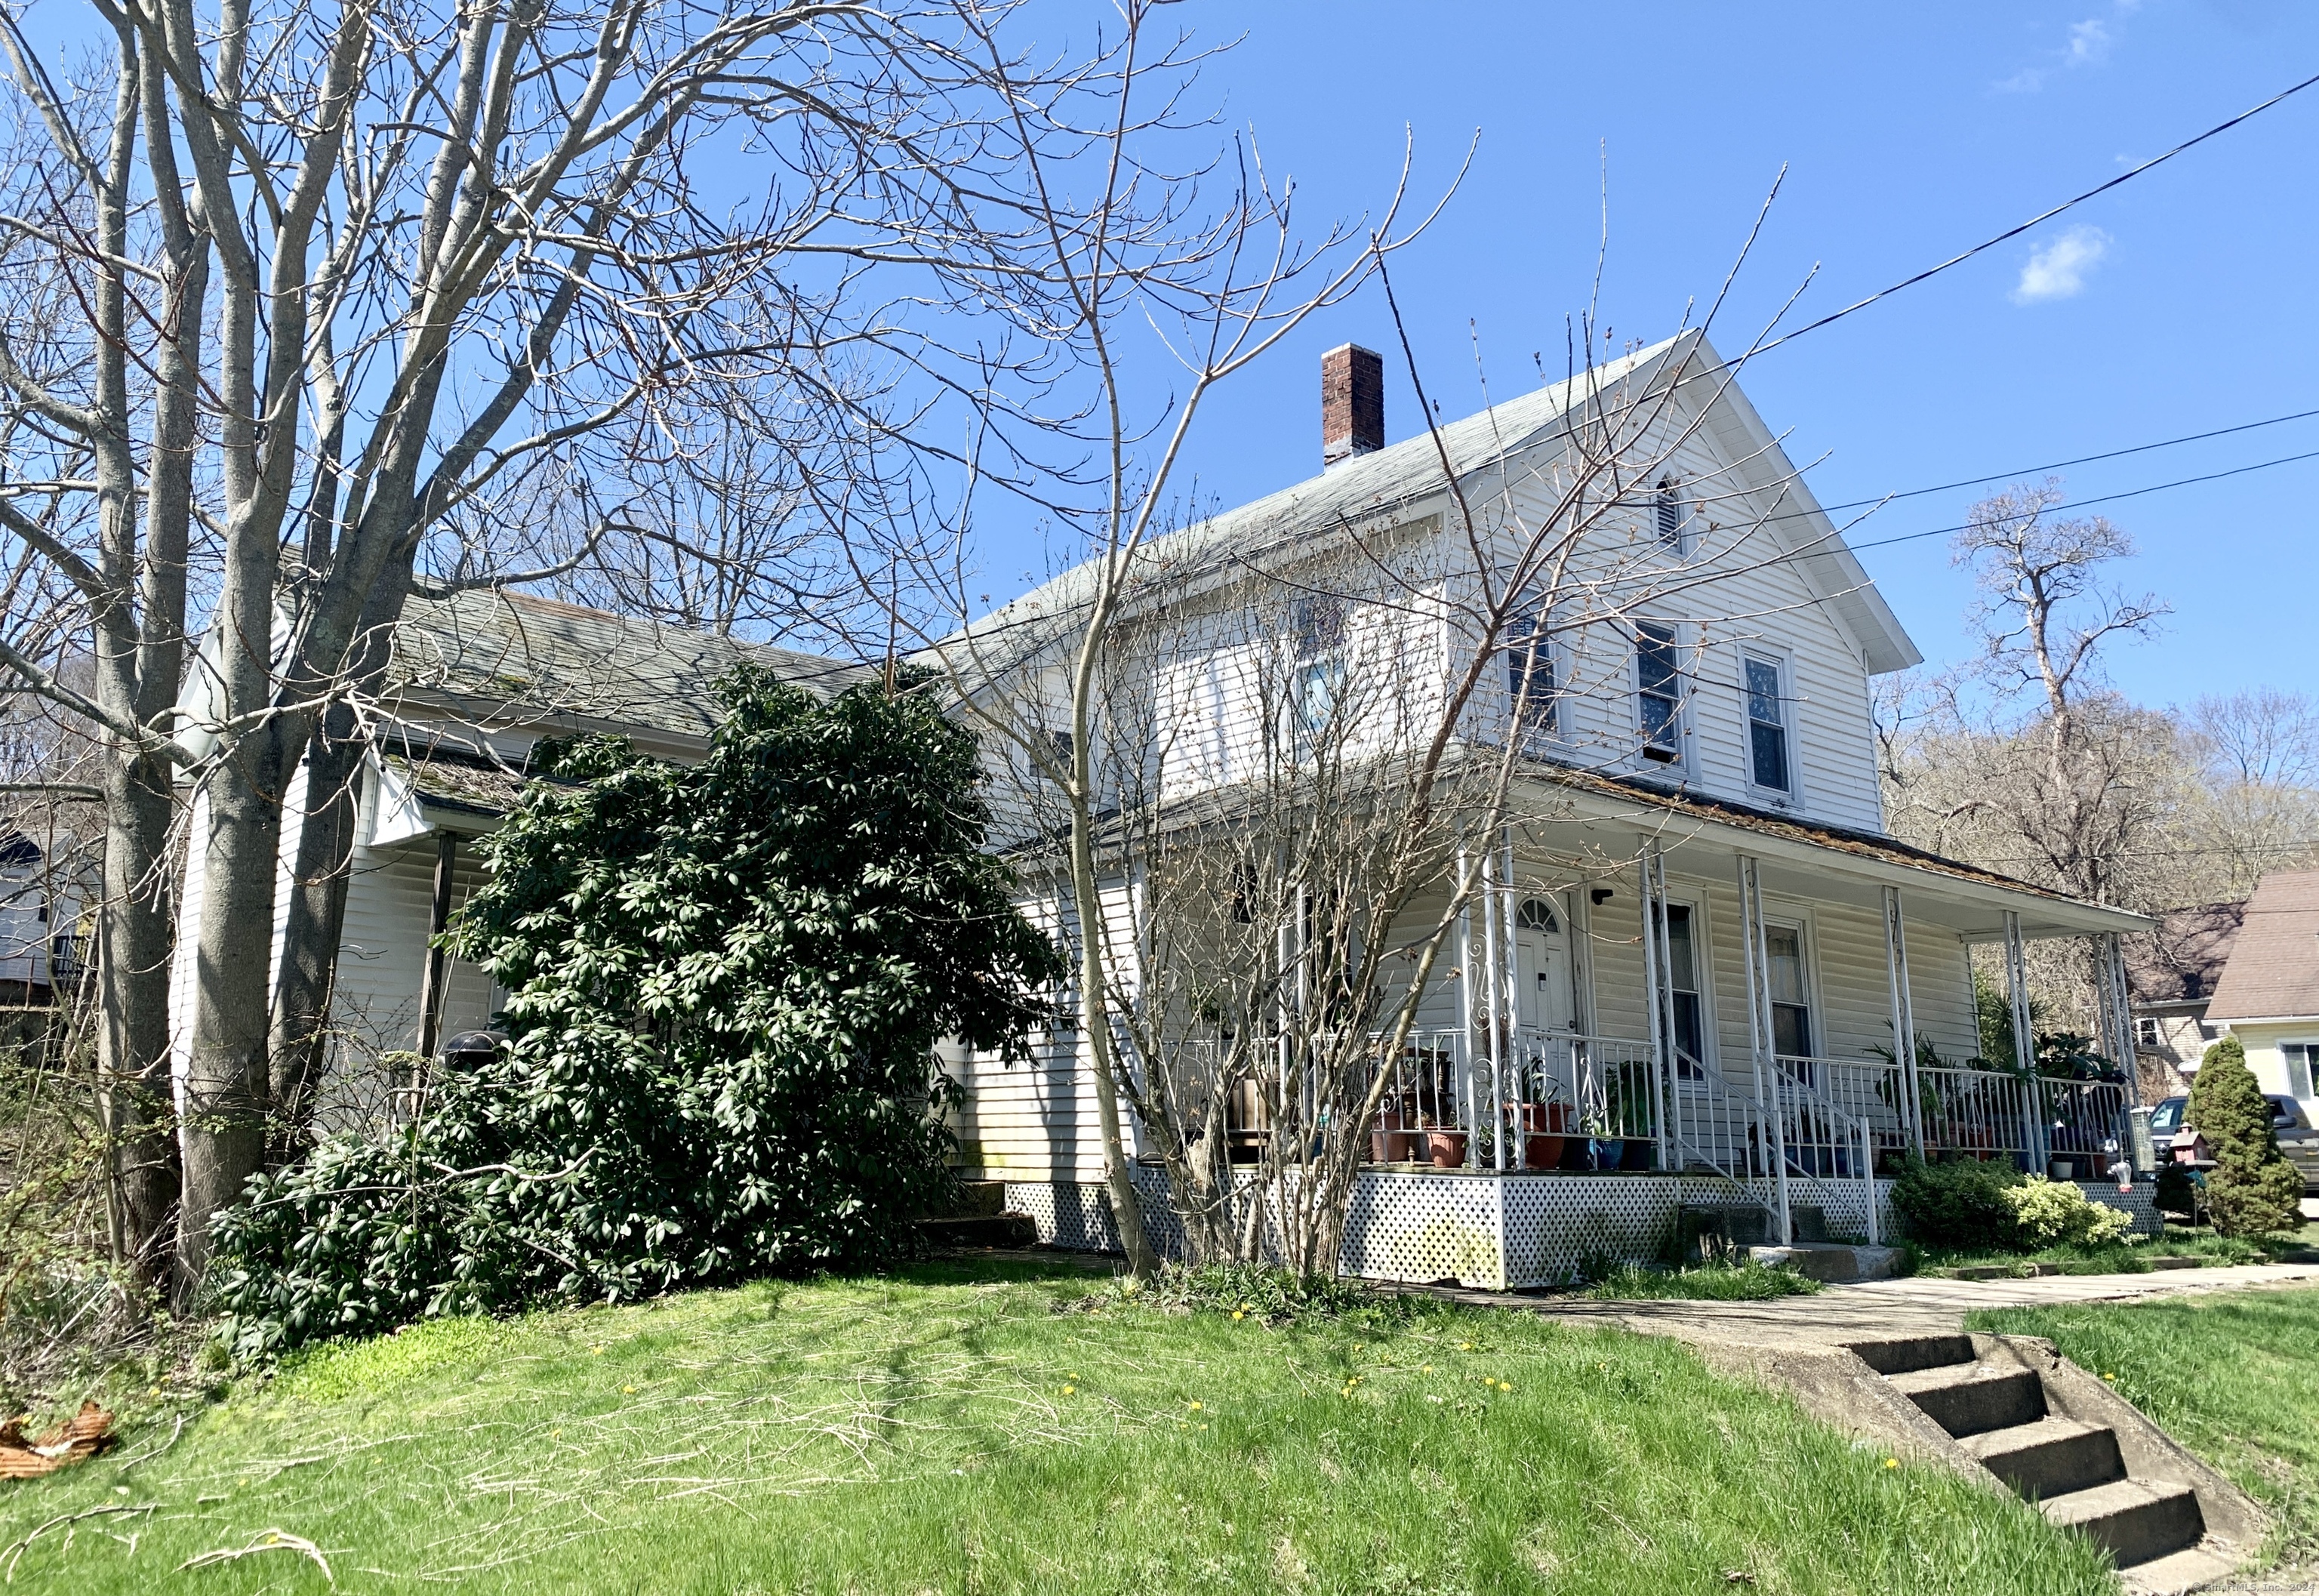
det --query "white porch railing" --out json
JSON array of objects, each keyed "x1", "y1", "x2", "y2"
[{"x1": 1197, "y1": 1029, "x2": 2133, "y2": 1247}]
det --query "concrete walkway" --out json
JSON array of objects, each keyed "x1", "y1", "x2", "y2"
[{"x1": 1453, "y1": 1261, "x2": 2319, "y2": 1345}]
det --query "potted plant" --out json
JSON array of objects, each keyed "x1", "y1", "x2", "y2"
[
  {"x1": 1602, "y1": 1067, "x2": 1655, "y2": 1169},
  {"x1": 1426, "y1": 1126, "x2": 1470, "y2": 1168},
  {"x1": 1513, "y1": 1092, "x2": 1570, "y2": 1171},
  {"x1": 1576, "y1": 1107, "x2": 1621, "y2": 1172},
  {"x1": 1369, "y1": 1092, "x2": 1418, "y2": 1164}
]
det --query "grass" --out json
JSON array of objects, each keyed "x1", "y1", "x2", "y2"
[
  {"x1": 1578, "y1": 1259, "x2": 1823, "y2": 1301},
  {"x1": 1902, "y1": 1218, "x2": 2319, "y2": 1279},
  {"x1": 1969, "y1": 1286, "x2": 2319, "y2": 1567},
  {"x1": 0, "y1": 1258, "x2": 2118, "y2": 1595}
]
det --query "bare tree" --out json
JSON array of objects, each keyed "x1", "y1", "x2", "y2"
[{"x1": 0, "y1": 0, "x2": 1111, "y2": 1291}]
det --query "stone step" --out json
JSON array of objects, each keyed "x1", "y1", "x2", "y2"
[
  {"x1": 2114, "y1": 1542, "x2": 2243, "y2": 1596},
  {"x1": 1746, "y1": 1242, "x2": 1901, "y2": 1283},
  {"x1": 2040, "y1": 1477, "x2": 2206, "y2": 1569},
  {"x1": 1966, "y1": 1416, "x2": 2127, "y2": 1499},
  {"x1": 1841, "y1": 1334, "x2": 1977, "y2": 1376},
  {"x1": 1888, "y1": 1363, "x2": 2046, "y2": 1437}
]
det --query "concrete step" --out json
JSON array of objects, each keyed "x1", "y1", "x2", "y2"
[
  {"x1": 2115, "y1": 1542, "x2": 2242, "y2": 1595},
  {"x1": 1747, "y1": 1242, "x2": 1901, "y2": 1283},
  {"x1": 1888, "y1": 1363, "x2": 2046, "y2": 1437},
  {"x1": 1966, "y1": 1416, "x2": 2127, "y2": 1499},
  {"x1": 2040, "y1": 1477, "x2": 2206, "y2": 1568},
  {"x1": 1841, "y1": 1334, "x2": 1976, "y2": 1376}
]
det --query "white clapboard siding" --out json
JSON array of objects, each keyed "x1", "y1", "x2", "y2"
[{"x1": 328, "y1": 838, "x2": 500, "y2": 1058}]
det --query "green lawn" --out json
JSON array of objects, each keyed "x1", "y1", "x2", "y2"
[
  {"x1": 1969, "y1": 1287, "x2": 2319, "y2": 1567},
  {"x1": 1904, "y1": 1218, "x2": 2319, "y2": 1279},
  {"x1": 3, "y1": 1259, "x2": 2117, "y2": 1594}
]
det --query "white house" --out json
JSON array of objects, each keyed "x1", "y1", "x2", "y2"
[
  {"x1": 2202, "y1": 868, "x2": 2319, "y2": 1117},
  {"x1": 940, "y1": 333, "x2": 2157, "y2": 1284},
  {"x1": 168, "y1": 589, "x2": 867, "y2": 1125}
]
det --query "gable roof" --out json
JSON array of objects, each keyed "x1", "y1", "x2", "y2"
[
  {"x1": 2125, "y1": 901, "x2": 2247, "y2": 1007},
  {"x1": 387, "y1": 590, "x2": 873, "y2": 742},
  {"x1": 943, "y1": 331, "x2": 1919, "y2": 676},
  {"x1": 2206, "y1": 870, "x2": 2319, "y2": 1021}
]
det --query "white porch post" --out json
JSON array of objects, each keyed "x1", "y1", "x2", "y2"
[
  {"x1": 2099, "y1": 932, "x2": 2142, "y2": 1108},
  {"x1": 1454, "y1": 845, "x2": 1474, "y2": 1163},
  {"x1": 1883, "y1": 885, "x2": 1923, "y2": 1160},
  {"x1": 1499, "y1": 830, "x2": 1520, "y2": 1170},
  {"x1": 1738, "y1": 855, "x2": 1791, "y2": 1243},
  {"x1": 1637, "y1": 846, "x2": 1665, "y2": 1166},
  {"x1": 1479, "y1": 842, "x2": 1504, "y2": 1170},
  {"x1": 2003, "y1": 910, "x2": 2043, "y2": 1171},
  {"x1": 1639, "y1": 843, "x2": 1674, "y2": 1170}
]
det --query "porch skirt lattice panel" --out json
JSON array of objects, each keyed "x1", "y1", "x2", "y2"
[
  {"x1": 1336, "y1": 1172, "x2": 1507, "y2": 1289},
  {"x1": 2074, "y1": 1180, "x2": 2160, "y2": 1237},
  {"x1": 1498, "y1": 1176, "x2": 1683, "y2": 1287}
]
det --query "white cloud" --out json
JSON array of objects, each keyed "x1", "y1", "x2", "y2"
[
  {"x1": 1997, "y1": 8, "x2": 2125, "y2": 92},
  {"x1": 2013, "y1": 226, "x2": 2111, "y2": 303}
]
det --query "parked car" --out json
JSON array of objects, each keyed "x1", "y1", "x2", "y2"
[
  {"x1": 2271, "y1": 1095, "x2": 2319, "y2": 1194},
  {"x1": 2152, "y1": 1092, "x2": 2319, "y2": 1194}
]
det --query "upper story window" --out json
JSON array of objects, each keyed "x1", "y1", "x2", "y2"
[
  {"x1": 1635, "y1": 621, "x2": 1683, "y2": 763},
  {"x1": 1292, "y1": 595, "x2": 1346, "y2": 750},
  {"x1": 1655, "y1": 478, "x2": 1683, "y2": 552},
  {"x1": 1504, "y1": 605, "x2": 1557, "y2": 747},
  {"x1": 1742, "y1": 654, "x2": 1791, "y2": 795}
]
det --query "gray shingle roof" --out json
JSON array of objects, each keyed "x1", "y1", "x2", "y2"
[
  {"x1": 938, "y1": 331, "x2": 1916, "y2": 676},
  {"x1": 2206, "y1": 870, "x2": 2319, "y2": 1021},
  {"x1": 388, "y1": 589, "x2": 871, "y2": 741}
]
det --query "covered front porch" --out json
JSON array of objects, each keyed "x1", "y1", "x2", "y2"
[{"x1": 1215, "y1": 782, "x2": 2154, "y2": 1257}]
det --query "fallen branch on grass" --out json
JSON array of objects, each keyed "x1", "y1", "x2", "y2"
[
  {"x1": 177, "y1": 1527, "x2": 335, "y2": 1583},
  {"x1": 2, "y1": 1503, "x2": 152, "y2": 1583}
]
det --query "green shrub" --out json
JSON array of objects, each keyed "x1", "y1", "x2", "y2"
[
  {"x1": 1892, "y1": 1157, "x2": 2023, "y2": 1248},
  {"x1": 2003, "y1": 1176, "x2": 2136, "y2": 1249},
  {"x1": 2189, "y1": 1037, "x2": 2305, "y2": 1237},
  {"x1": 2154, "y1": 1162, "x2": 2202, "y2": 1221},
  {"x1": 211, "y1": 669, "x2": 1062, "y2": 1358}
]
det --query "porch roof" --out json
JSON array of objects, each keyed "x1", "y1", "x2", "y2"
[{"x1": 1523, "y1": 766, "x2": 2151, "y2": 941}]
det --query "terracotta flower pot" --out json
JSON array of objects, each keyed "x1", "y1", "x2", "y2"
[
  {"x1": 1522, "y1": 1132, "x2": 1566, "y2": 1170},
  {"x1": 1369, "y1": 1129, "x2": 1418, "y2": 1163},
  {"x1": 1426, "y1": 1130, "x2": 1469, "y2": 1169}
]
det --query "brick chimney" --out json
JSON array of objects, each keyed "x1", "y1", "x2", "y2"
[{"x1": 1321, "y1": 343, "x2": 1384, "y2": 468}]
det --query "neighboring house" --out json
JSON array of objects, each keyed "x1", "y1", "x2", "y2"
[
  {"x1": 0, "y1": 830, "x2": 88, "y2": 1000},
  {"x1": 943, "y1": 334, "x2": 2156, "y2": 1285},
  {"x1": 169, "y1": 590, "x2": 866, "y2": 1124},
  {"x1": 2204, "y1": 868, "x2": 2319, "y2": 1118},
  {"x1": 2123, "y1": 901, "x2": 2245, "y2": 1086}
]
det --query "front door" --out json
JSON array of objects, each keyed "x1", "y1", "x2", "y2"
[{"x1": 1513, "y1": 896, "x2": 1573, "y2": 1034}]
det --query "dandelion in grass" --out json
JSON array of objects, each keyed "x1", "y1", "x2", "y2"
[
  {"x1": 1062, "y1": 1385, "x2": 1076, "y2": 1396},
  {"x1": 2102, "y1": 1373, "x2": 2117, "y2": 1382},
  {"x1": 623, "y1": 1385, "x2": 637, "y2": 1394},
  {"x1": 1187, "y1": 1400, "x2": 1203, "y2": 1411},
  {"x1": 1884, "y1": 1458, "x2": 1899, "y2": 1469}
]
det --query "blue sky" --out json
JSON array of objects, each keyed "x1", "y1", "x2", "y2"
[{"x1": 1100, "y1": 0, "x2": 2319, "y2": 710}]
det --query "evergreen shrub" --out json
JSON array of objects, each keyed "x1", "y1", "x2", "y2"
[
  {"x1": 211, "y1": 668, "x2": 1061, "y2": 1357},
  {"x1": 2188, "y1": 1037, "x2": 2304, "y2": 1237},
  {"x1": 1891, "y1": 1157, "x2": 2022, "y2": 1249}
]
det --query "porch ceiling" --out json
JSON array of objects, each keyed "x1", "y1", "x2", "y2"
[{"x1": 1513, "y1": 774, "x2": 2150, "y2": 942}]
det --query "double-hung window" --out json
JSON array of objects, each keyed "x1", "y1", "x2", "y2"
[
  {"x1": 1742, "y1": 654, "x2": 1792, "y2": 795},
  {"x1": 1504, "y1": 605, "x2": 1557, "y2": 748},
  {"x1": 1635, "y1": 621, "x2": 1683, "y2": 762},
  {"x1": 1664, "y1": 903, "x2": 1706, "y2": 1068},
  {"x1": 1292, "y1": 596, "x2": 1346, "y2": 753},
  {"x1": 2286, "y1": 1043, "x2": 2318, "y2": 1103},
  {"x1": 1766, "y1": 924, "x2": 1813, "y2": 1061}
]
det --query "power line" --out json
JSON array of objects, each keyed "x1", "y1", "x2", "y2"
[
  {"x1": 1750, "y1": 68, "x2": 2319, "y2": 356},
  {"x1": 1807, "y1": 405, "x2": 2319, "y2": 518},
  {"x1": 1842, "y1": 444, "x2": 2319, "y2": 557}
]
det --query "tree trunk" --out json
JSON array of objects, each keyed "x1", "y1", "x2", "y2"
[
  {"x1": 177, "y1": 720, "x2": 297, "y2": 1287},
  {"x1": 266, "y1": 701, "x2": 363, "y2": 1161},
  {"x1": 97, "y1": 748, "x2": 180, "y2": 1290}
]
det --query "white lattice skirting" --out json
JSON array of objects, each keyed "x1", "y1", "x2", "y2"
[{"x1": 1004, "y1": 1173, "x2": 2163, "y2": 1289}]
